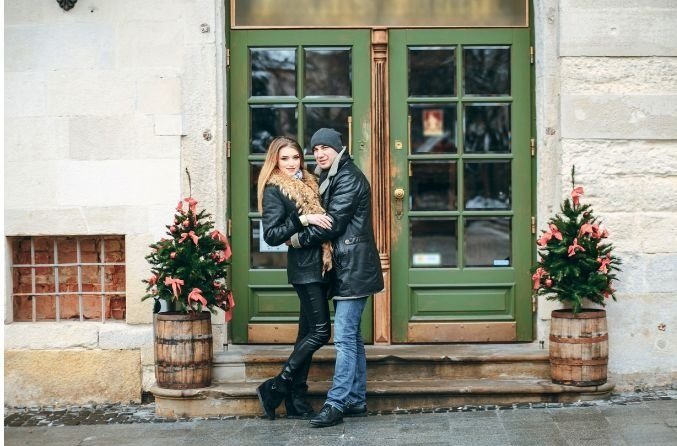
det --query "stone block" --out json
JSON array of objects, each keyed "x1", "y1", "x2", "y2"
[
  {"x1": 142, "y1": 365, "x2": 157, "y2": 391},
  {"x1": 137, "y1": 77, "x2": 182, "y2": 114},
  {"x1": 560, "y1": 1, "x2": 677, "y2": 56},
  {"x1": 154, "y1": 115, "x2": 184, "y2": 136},
  {"x1": 561, "y1": 139, "x2": 677, "y2": 177},
  {"x1": 80, "y1": 206, "x2": 149, "y2": 235},
  {"x1": 569, "y1": 175, "x2": 677, "y2": 213},
  {"x1": 4, "y1": 350, "x2": 142, "y2": 405},
  {"x1": 5, "y1": 24, "x2": 114, "y2": 72},
  {"x1": 125, "y1": 234, "x2": 157, "y2": 325},
  {"x1": 4, "y1": 323, "x2": 99, "y2": 349},
  {"x1": 46, "y1": 70, "x2": 136, "y2": 116},
  {"x1": 638, "y1": 214, "x2": 677, "y2": 253},
  {"x1": 4, "y1": 161, "x2": 59, "y2": 209},
  {"x1": 98, "y1": 323, "x2": 153, "y2": 349},
  {"x1": 135, "y1": 115, "x2": 182, "y2": 159},
  {"x1": 4, "y1": 208, "x2": 88, "y2": 235},
  {"x1": 561, "y1": 95, "x2": 677, "y2": 140},
  {"x1": 118, "y1": 21, "x2": 184, "y2": 69},
  {"x1": 4, "y1": 117, "x2": 69, "y2": 162},
  {"x1": 561, "y1": 57, "x2": 677, "y2": 95},
  {"x1": 4, "y1": 0, "x2": 46, "y2": 24},
  {"x1": 69, "y1": 116, "x2": 136, "y2": 160},
  {"x1": 140, "y1": 343, "x2": 155, "y2": 367},
  {"x1": 643, "y1": 254, "x2": 677, "y2": 293},
  {"x1": 54, "y1": 159, "x2": 180, "y2": 207},
  {"x1": 4, "y1": 71, "x2": 45, "y2": 117}
]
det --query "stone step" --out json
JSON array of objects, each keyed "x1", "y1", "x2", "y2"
[
  {"x1": 152, "y1": 378, "x2": 615, "y2": 418},
  {"x1": 213, "y1": 344, "x2": 551, "y2": 384}
]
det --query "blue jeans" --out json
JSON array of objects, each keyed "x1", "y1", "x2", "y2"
[{"x1": 326, "y1": 297, "x2": 368, "y2": 412}]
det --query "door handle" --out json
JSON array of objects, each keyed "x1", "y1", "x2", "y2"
[{"x1": 394, "y1": 188, "x2": 405, "y2": 219}]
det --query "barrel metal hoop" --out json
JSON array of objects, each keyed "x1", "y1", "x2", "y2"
[
  {"x1": 549, "y1": 358, "x2": 608, "y2": 366},
  {"x1": 549, "y1": 333, "x2": 608, "y2": 343}
]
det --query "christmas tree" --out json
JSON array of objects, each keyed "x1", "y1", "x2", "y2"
[
  {"x1": 142, "y1": 171, "x2": 233, "y2": 316},
  {"x1": 532, "y1": 166, "x2": 621, "y2": 314}
]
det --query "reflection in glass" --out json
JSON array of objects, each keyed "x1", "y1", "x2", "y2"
[
  {"x1": 464, "y1": 218, "x2": 511, "y2": 267},
  {"x1": 464, "y1": 161, "x2": 511, "y2": 210},
  {"x1": 410, "y1": 161, "x2": 457, "y2": 211},
  {"x1": 250, "y1": 105, "x2": 297, "y2": 153},
  {"x1": 305, "y1": 48, "x2": 352, "y2": 97},
  {"x1": 251, "y1": 219, "x2": 287, "y2": 269},
  {"x1": 410, "y1": 218, "x2": 457, "y2": 268},
  {"x1": 464, "y1": 104, "x2": 511, "y2": 153},
  {"x1": 409, "y1": 104, "x2": 457, "y2": 154},
  {"x1": 251, "y1": 48, "x2": 296, "y2": 97},
  {"x1": 250, "y1": 162, "x2": 263, "y2": 211},
  {"x1": 464, "y1": 46, "x2": 510, "y2": 96},
  {"x1": 408, "y1": 47, "x2": 455, "y2": 97},
  {"x1": 304, "y1": 105, "x2": 350, "y2": 153}
]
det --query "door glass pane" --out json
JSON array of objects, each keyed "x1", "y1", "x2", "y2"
[
  {"x1": 250, "y1": 105, "x2": 297, "y2": 153},
  {"x1": 251, "y1": 219, "x2": 287, "y2": 269},
  {"x1": 464, "y1": 161, "x2": 511, "y2": 210},
  {"x1": 410, "y1": 161, "x2": 457, "y2": 211},
  {"x1": 408, "y1": 47, "x2": 455, "y2": 97},
  {"x1": 304, "y1": 48, "x2": 352, "y2": 97},
  {"x1": 463, "y1": 46, "x2": 510, "y2": 96},
  {"x1": 464, "y1": 218, "x2": 511, "y2": 267},
  {"x1": 463, "y1": 104, "x2": 511, "y2": 153},
  {"x1": 250, "y1": 162, "x2": 263, "y2": 212},
  {"x1": 303, "y1": 105, "x2": 351, "y2": 152},
  {"x1": 251, "y1": 48, "x2": 296, "y2": 97},
  {"x1": 410, "y1": 218, "x2": 457, "y2": 268},
  {"x1": 409, "y1": 104, "x2": 457, "y2": 154}
]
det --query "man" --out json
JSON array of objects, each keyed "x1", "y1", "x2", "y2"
[{"x1": 290, "y1": 128, "x2": 384, "y2": 427}]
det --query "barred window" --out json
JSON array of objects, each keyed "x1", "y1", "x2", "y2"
[{"x1": 10, "y1": 236, "x2": 126, "y2": 322}]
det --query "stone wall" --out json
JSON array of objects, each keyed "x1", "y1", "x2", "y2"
[
  {"x1": 4, "y1": 0, "x2": 227, "y2": 405},
  {"x1": 535, "y1": 0, "x2": 677, "y2": 390}
]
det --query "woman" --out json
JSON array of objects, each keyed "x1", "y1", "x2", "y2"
[{"x1": 256, "y1": 136, "x2": 333, "y2": 420}]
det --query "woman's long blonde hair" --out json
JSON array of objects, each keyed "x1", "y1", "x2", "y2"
[{"x1": 256, "y1": 136, "x2": 305, "y2": 212}]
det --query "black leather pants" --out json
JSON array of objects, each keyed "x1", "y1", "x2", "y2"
[{"x1": 280, "y1": 283, "x2": 331, "y2": 387}]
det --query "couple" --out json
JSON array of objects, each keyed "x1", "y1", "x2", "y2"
[{"x1": 256, "y1": 128, "x2": 384, "y2": 427}]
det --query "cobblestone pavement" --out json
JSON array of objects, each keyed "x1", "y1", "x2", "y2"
[{"x1": 5, "y1": 390, "x2": 677, "y2": 445}]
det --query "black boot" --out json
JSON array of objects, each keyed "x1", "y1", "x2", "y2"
[
  {"x1": 309, "y1": 404, "x2": 343, "y2": 428},
  {"x1": 256, "y1": 374, "x2": 292, "y2": 420},
  {"x1": 284, "y1": 384, "x2": 316, "y2": 419}
]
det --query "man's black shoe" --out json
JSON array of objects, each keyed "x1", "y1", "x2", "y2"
[
  {"x1": 309, "y1": 404, "x2": 343, "y2": 428},
  {"x1": 343, "y1": 404, "x2": 367, "y2": 417}
]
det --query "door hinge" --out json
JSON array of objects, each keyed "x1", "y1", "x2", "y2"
[
  {"x1": 226, "y1": 140, "x2": 231, "y2": 158},
  {"x1": 530, "y1": 46, "x2": 535, "y2": 64},
  {"x1": 226, "y1": 48, "x2": 230, "y2": 69},
  {"x1": 227, "y1": 218, "x2": 232, "y2": 237},
  {"x1": 531, "y1": 216, "x2": 536, "y2": 234},
  {"x1": 530, "y1": 138, "x2": 536, "y2": 157},
  {"x1": 532, "y1": 295, "x2": 537, "y2": 313}
]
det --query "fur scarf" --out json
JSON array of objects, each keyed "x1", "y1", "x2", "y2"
[{"x1": 267, "y1": 169, "x2": 332, "y2": 275}]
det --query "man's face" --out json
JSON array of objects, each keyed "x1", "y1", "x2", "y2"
[{"x1": 313, "y1": 144, "x2": 338, "y2": 170}]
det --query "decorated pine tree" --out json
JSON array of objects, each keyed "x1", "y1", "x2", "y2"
[
  {"x1": 142, "y1": 171, "x2": 233, "y2": 316},
  {"x1": 532, "y1": 166, "x2": 621, "y2": 314}
]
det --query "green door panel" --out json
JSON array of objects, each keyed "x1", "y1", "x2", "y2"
[
  {"x1": 389, "y1": 28, "x2": 533, "y2": 342},
  {"x1": 229, "y1": 29, "x2": 373, "y2": 343}
]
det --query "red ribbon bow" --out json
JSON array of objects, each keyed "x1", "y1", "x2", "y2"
[{"x1": 163, "y1": 277, "x2": 184, "y2": 298}]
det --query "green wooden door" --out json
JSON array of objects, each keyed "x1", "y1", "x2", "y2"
[
  {"x1": 390, "y1": 29, "x2": 533, "y2": 342},
  {"x1": 229, "y1": 30, "x2": 373, "y2": 343}
]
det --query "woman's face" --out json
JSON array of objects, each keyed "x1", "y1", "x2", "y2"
[{"x1": 277, "y1": 146, "x2": 301, "y2": 176}]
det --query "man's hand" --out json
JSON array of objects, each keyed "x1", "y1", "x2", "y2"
[
  {"x1": 285, "y1": 240, "x2": 292, "y2": 246},
  {"x1": 306, "y1": 214, "x2": 333, "y2": 230}
]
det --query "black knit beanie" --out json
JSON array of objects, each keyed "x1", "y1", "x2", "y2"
[{"x1": 310, "y1": 128, "x2": 343, "y2": 153}]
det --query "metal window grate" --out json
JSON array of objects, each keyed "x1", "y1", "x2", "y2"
[{"x1": 10, "y1": 236, "x2": 126, "y2": 322}]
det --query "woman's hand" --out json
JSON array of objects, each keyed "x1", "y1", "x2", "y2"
[{"x1": 306, "y1": 214, "x2": 333, "y2": 229}]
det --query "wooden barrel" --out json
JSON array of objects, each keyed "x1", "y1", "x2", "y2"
[
  {"x1": 549, "y1": 309, "x2": 608, "y2": 386},
  {"x1": 154, "y1": 311, "x2": 213, "y2": 389}
]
